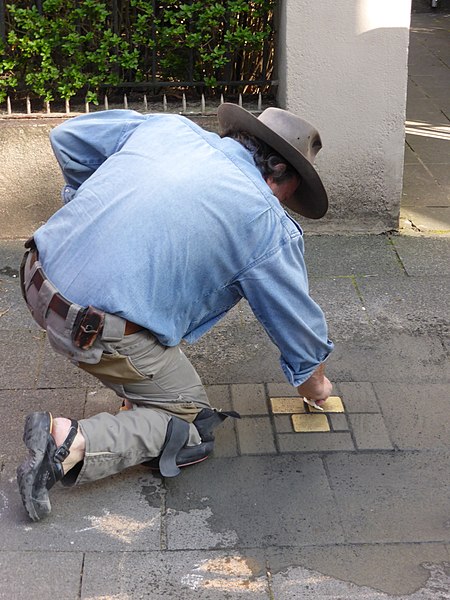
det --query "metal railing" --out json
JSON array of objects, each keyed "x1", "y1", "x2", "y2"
[
  {"x1": 0, "y1": 1, "x2": 276, "y2": 114},
  {"x1": 0, "y1": 87, "x2": 279, "y2": 118}
]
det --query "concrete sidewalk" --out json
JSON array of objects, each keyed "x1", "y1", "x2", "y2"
[
  {"x1": 401, "y1": 11, "x2": 450, "y2": 234},
  {"x1": 0, "y1": 12, "x2": 449, "y2": 600}
]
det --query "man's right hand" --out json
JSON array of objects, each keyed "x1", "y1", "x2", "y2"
[{"x1": 296, "y1": 363, "x2": 332, "y2": 405}]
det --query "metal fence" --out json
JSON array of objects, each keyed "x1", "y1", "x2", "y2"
[
  {"x1": 0, "y1": 0, "x2": 277, "y2": 116},
  {"x1": 1, "y1": 89, "x2": 277, "y2": 118}
]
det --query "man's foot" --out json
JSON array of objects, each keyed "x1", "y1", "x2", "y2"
[{"x1": 17, "y1": 412, "x2": 78, "y2": 522}]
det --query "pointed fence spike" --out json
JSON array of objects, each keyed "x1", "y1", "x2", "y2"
[
  {"x1": 163, "y1": 94, "x2": 167, "y2": 111},
  {"x1": 238, "y1": 93, "x2": 243, "y2": 107},
  {"x1": 143, "y1": 94, "x2": 148, "y2": 111},
  {"x1": 6, "y1": 96, "x2": 11, "y2": 115},
  {"x1": 201, "y1": 93, "x2": 205, "y2": 114},
  {"x1": 124, "y1": 94, "x2": 128, "y2": 109},
  {"x1": 257, "y1": 92, "x2": 262, "y2": 111},
  {"x1": 182, "y1": 93, "x2": 186, "y2": 113},
  {"x1": 104, "y1": 95, "x2": 109, "y2": 110},
  {"x1": 26, "y1": 95, "x2": 31, "y2": 115},
  {"x1": 65, "y1": 99, "x2": 70, "y2": 114}
]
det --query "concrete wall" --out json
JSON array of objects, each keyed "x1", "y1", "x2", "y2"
[
  {"x1": 0, "y1": 119, "x2": 64, "y2": 239},
  {"x1": 276, "y1": 0, "x2": 412, "y2": 233}
]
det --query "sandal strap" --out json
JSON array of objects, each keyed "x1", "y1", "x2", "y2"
[
  {"x1": 158, "y1": 417, "x2": 190, "y2": 477},
  {"x1": 54, "y1": 419, "x2": 78, "y2": 462}
]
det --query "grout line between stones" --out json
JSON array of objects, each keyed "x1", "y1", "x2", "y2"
[
  {"x1": 265, "y1": 556, "x2": 275, "y2": 600},
  {"x1": 371, "y1": 383, "x2": 399, "y2": 451},
  {"x1": 321, "y1": 456, "x2": 349, "y2": 544},
  {"x1": 349, "y1": 276, "x2": 373, "y2": 328},
  {"x1": 160, "y1": 480, "x2": 168, "y2": 551},
  {"x1": 33, "y1": 331, "x2": 47, "y2": 389},
  {"x1": 77, "y1": 552, "x2": 85, "y2": 599},
  {"x1": 387, "y1": 237, "x2": 410, "y2": 276}
]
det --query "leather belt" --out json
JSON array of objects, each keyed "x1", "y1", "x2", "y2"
[{"x1": 28, "y1": 251, "x2": 142, "y2": 336}]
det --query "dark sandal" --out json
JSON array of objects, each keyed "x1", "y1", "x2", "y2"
[{"x1": 17, "y1": 412, "x2": 78, "y2": 521}]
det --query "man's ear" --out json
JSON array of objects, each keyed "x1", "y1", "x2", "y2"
[{"x1": 271, "y1": 163, "x2": 287, "y2": 178}]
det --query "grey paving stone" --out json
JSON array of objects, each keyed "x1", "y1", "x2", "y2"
[
  {"x1": 273, "y1": 414, "x2": 294, "y2": 433},
  {"x1": 406, "y1": 96, "x2": 447, "y2": 120},
  {"x1": 212, "y1": 417, "x2": 239, "y2": 458},
  {"x1": 37, "y1": 337, "x2": 96, "y2": 388},
  {"x1": 0, "y1": 470, "x2": 163, "y2": 551},
  {"x1": 0, "y1": 276, "x2": 38, "y2": 330},
  {"x1": 218, "y1": 298, "x2": 257, "y2": 328},
  {"x1": 205, "y1": 384, "x2": 233, "y2": 412},
  {"x1": 403, "y1": 144, "x2": 420, "y2": 164},
  {"x1": 308, "y1": 277, "x2": 371, "y2": 341},
  {"x1": 348, "y1": 414, "x2": 393, "y2": 450},
  {"x1": 267, "y1": 543, "x2": 449, "y2": 598},
  {"x1": 329, "y1": 414, "x2": 349, "y2": 431},
  {"x1": 427, "y1": 164, "x2": 450, "y2": 199},
  {"x1": 401, "y1": 206, "x2": 450, "y2": 233},
  {"x1": 325, "y1": 451, "x2": 450, "y2": 543},
  {"x1": 84, "y1": 387, "x2": 120, "y2": 418},
  {"x1": 0, "y1": 551, "x2": 83, "y2": 600},
  {"x1": 303, "y1": 236, "x2": 404, "y2": 277},
  {"x1": 267, "y1": 382, "x2": 297, "y2": 397},
  {"x1": 236, "y1": 417, "x2": 276, "y2": 454},
  {"x1": 390, "y1": 236, "x2": 450, "y2": 276},
  {"x1": 165, "y1": 455, "x2": 345, "y2": 549},
  {"x1": 184, "y1": 321, "x2": 283, "y2": 385},
  {"x1": 406, "y1": 78, "x2": 429, "y2": 99},
  {"x1": 405, "y1": 133, "x2": 450, "y2": 165},
  {"x1": 0, "y1": 388, "x2": 86, "y2": 466},
  {"x1": 0, "y1": 239, "x2": 28, "y2": 265},
  {"x1": 326, "y1": 333, "x2": 450, "y2": 383},
  {"x1": 402, "y1": 163, "x2": 449, "y2": 207},
  {"x1": 81, "y1": 549, "x2": 269, "y2": 599},
  {"x1": 0, "y1": 329, "x2": 44, "y2": 389},
  {"x1": 277, "y1": 432, "x2": 355, "y2": 453},
  {"x1": 357, "y1": 275, "x2": 450, "y2": 335},
  {"x1": 338, "y1": 382, "x2": 380, "y2": 413},
  {"x1": 231, "y1": 383, "x2": 267, "y2": 415},
  {"x1": 374, "y1": 383, "x2": 450, "y2": 450}
]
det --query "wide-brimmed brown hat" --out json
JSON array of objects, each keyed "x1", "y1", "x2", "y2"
[{"x1": 217, "y1": 104, "x2": 328, "y2": 219}]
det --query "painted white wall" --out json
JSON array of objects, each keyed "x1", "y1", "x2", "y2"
[{"x1": 276, "y1": 0, "x2": 412, "y2": 232}]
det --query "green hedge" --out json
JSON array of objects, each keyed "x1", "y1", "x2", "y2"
[{"x1": 0, "y1": 0, "x2": 275, "y2": 103}]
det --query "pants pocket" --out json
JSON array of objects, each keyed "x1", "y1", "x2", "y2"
[{"x1": 78, "y1": 352, "x2": 147, "y2": 383}]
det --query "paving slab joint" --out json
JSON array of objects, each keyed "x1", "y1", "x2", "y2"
[
  {"x1": 387, "y1": 236, "x2": 410, "y2": 275},
  {"x1": 265, "y1": 557, "x2": 276, "y2": 600},
  {"x1": 349, "y1": 276, "x2": 373, "y2": 327},
  {"x1": 78, "y1": 553, "x2": 85, "y2": 599},
  {"x1": 264, "y1": 383, "x2": 281, "y2": 454}
]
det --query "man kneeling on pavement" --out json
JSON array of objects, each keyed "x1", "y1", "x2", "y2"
[{"x1": 17, "y1": 104, "x2": 333, "y2": 521}]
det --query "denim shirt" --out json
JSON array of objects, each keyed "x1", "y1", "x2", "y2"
[{"x1": 34, "y1": 110, "x2": 333, "y2": 386}]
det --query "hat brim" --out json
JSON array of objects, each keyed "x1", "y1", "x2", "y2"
[{"x1": 217, "y1": 104, "x2": 328, "y2": 219}]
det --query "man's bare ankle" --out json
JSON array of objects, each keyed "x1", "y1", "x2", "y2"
[{"x1": 51, "y1": 417, "x2": 86, "y2": 454}]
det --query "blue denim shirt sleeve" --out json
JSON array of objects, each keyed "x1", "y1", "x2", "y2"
[
  {"x1": 50, "y1": 109, "x2": 149, "y2": 193},
  {"x1": 237, "y1": 235, "x2": 333, "y2": 387}
]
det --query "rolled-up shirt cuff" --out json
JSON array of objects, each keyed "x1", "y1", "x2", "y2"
[{"x1": 280, "y1": 341, "x2": 334, "y2": 387}]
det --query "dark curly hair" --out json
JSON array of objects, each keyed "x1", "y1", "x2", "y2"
[{"x1": 221, "y1": 129, "x2": 298, "y2": 184}]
